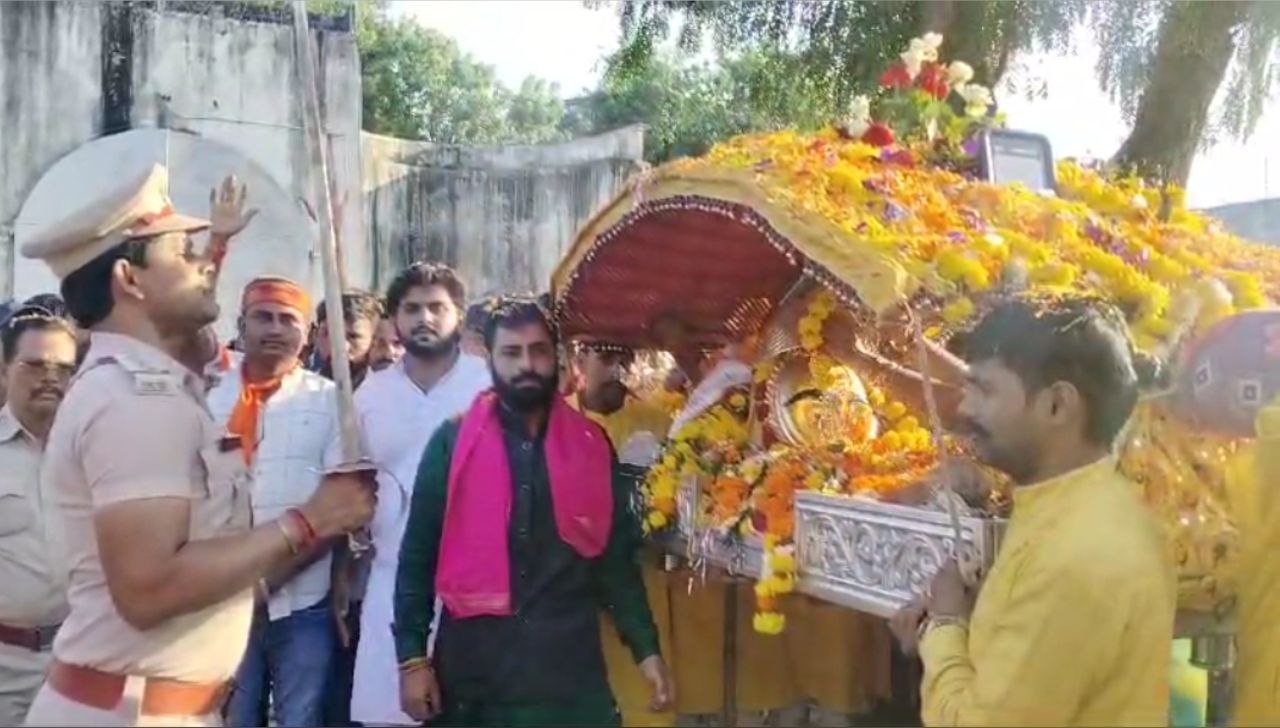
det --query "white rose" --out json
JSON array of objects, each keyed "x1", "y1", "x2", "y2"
[
  {"x1": 958, "y1": 83, "x2": 993, "y2": 117},
  {"x1": 848, "y1": 95, "x2": 871, "y2": 120},
  {"x1": 901, "y1": 48, "x2": 926, "y2": 78},
  {"x1": 946, "y1": 61, "x2": 974, "y2": 87},
  {"x1": 842, "y1": 117, "x2": 871, "y2": 138},
  {"x1": 921, "y1": 32, "x2": 944, "y2": 60}
]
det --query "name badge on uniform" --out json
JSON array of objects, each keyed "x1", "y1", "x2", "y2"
[{"x1": 133, "y1": 371, "x2": 176, "y2": 396}]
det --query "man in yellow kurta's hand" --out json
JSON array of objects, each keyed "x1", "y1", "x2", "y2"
[{"x1": 891, "y1": 297, "x2": 1176, "y2": 727}]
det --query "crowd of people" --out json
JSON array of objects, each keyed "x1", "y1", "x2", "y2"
[{"x1": 0, "y1": 160, "x2": 1273, "y2": 728}]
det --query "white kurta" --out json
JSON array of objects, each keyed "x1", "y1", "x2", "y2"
[{"x1": 349, "y1": 354, "x2": 490, "y2": 726}]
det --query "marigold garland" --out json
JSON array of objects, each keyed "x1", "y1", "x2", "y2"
[
  {"x1": 631, "y1": 31, "x2": 1280, "y2": 632},
  {"x1": 667, "y1": 134, "x2": 1279, "y2": 353}
]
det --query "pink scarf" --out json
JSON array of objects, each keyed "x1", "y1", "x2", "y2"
[{"x1": 435, "y1": 391, "x2": 614, "y2": 618}]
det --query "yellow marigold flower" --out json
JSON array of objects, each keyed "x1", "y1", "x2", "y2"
[
  {"x1": 963, "y1": 263, "x2": 991, "y2": 291},
  {"x1": 768, "y1": 550, "x2": 797, "y2": 573},
  {"x1": 941, "y1": 296, "x2": 975, "y2": 324},
  {"x1": 765, "y1": 572, "x2": 795, "y2": 594},
  {"x1": 885, "y1": 401, "x2": 908, "y2": 421},
  {"x1": 1029, "y1": 262, "x2": 1079, "y2": 288},
  {"x1": 896, "y1": 415, "x2": 921, "y2": 434},
  {"x1": 729, "y1": 393, "x2": 748, "y2": 409},
  {"x1": 647, "y1": 511, "x2": 668, "y2": 531},
  {"x1": 868, "y1": 387, "x2": 886, "y2": 407},
  {"x1": 880, "y1": 430, "x2": 903, "y2": 451},
  {"x1": 753, "y1": 611, "x2": 786, "y2": 635}
]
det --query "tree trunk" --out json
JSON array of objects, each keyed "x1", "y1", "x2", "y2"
[
  {"x1": 915, "y1": 1, "x2": 1017, "y2": 88},
  {"x1": 1111, "y1": 1, "x2": 1247, "y2": 186}
]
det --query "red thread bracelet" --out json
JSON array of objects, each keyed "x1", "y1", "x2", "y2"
[{"x1": 284, "y1": 508, "x2": 318, "y2": 547}]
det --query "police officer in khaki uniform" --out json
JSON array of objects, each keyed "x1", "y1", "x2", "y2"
[
  {"x1": 19, "y1": 164, "x2": 375, "y2": 727},
  {"x1": 0, "y1": 309, "x2": 78, "y2": 725}
]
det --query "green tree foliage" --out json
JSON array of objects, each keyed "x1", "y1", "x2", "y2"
[
  {"x1": 357, "y1": 11, "x2": 566, "y2": 144},
  {"x1": 564, "y1": 49, "x2": 841, "y2": 164},
  {"x1": 601, "y1": 1, "x2": 1085, "y2": 111},
  {"x1": 221, "y1": 0, "x2": 566, "y2": 144},
  {"x1": 1097, "y1": 0, "x2": 1280, "y2": 184},
  {"x1": 505, "y1": 77, "x2": 571, "y2": 144},
  {"x1": 603, "y1": 0, "x2": 1280, "y2": 185}
]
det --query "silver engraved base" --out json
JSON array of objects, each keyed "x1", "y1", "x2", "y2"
[
  {"x1": 668, "y1": 477, "x2": 1005, "y2": 617},
  {"x1": 793, "y1": 491, "x2": 1005, "y2": 618}
]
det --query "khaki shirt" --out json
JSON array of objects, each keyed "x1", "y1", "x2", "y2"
[
  {"x1": 44, "y1": 332, "x2": 253, "y2": 683},
  {"x1": 0, "y1": 407, "x2": 67, "y2": 628}
]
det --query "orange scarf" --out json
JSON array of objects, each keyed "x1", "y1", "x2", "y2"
[{"x1": 226, "y1": 363, "x2": 297, "y2": 465}]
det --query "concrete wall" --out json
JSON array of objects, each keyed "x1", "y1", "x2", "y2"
[
  {"x1": 1204, "y1": 198, "x2": 1280, "y2": 245},
  {"x1": 361, "y1": 126, "x2": 645, "y2": 297},
  {"x1": 1, "y1": 1, "x2": 642, "y2": 334},
  {"x1": 0, "y1": 1, "x2": 364, "y2": 338}
]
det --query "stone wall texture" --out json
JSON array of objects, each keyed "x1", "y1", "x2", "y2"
[{"x1": 0, "y1": 1, "x2": 641, "y2": 336}]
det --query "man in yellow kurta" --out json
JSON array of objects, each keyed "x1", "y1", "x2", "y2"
[
  {"x1": 892, "y1": 297, "x2": 1177, "y2": 727},
  {"x1": 569, "y1": 340, "x2": 677, "y2": 727},
  {"x1": 1234, "y1": 392, "x2": 1280, "y2": 727}
]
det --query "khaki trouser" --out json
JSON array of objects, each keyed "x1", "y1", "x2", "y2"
[
  {"x1": 0, "y1": 643, "x2": 50, "y2": 727},
  {"x1": 22, "y1": 677, "x2": 220, "y2": 728}
]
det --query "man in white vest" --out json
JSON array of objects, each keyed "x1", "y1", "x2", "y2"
[{"x1": 207, "y1": 277, "x2": 344, "y2": 727}]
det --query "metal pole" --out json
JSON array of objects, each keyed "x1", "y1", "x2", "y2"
[{"x1": 290, "y1": 1, "x2": 360, "y2": 462}]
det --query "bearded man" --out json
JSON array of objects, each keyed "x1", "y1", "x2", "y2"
[
  {"x1": 394, "y1": 298, "x2": 673, "y2": 727},
  {"x1": 348, "y1": 263, "x2": 490, "y2": 726}
]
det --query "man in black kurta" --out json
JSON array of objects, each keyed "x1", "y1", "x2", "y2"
[{"x1": 393, "y1": 297, "x2": 672, "y2": 727}]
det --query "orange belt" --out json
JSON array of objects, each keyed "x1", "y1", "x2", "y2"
[{"x1": 48, "y1": 660, "x2": 230, "y2": 717}]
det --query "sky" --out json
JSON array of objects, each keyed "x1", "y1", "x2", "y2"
[{"x1": 392, "y1": 0, "x2": 1279, "y2": 209}]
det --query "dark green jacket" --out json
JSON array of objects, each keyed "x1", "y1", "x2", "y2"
[{"x1": 394, "y1": 406, "x2": 659, "y2": 721}]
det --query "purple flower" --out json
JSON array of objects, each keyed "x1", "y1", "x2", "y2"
[
  {"x1": 884, "y1": 201, "x2": 908, "y2": 222},
  {"x1": 962, "y1": 136, "x2": 980, "y2": 157},
  {"x1": 1085, "y1": 221, "x2": 1107, "y2": 244}
]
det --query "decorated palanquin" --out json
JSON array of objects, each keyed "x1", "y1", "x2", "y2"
[{"x1": 550, "y1": 33, "x2": 1280, "y2": 638}]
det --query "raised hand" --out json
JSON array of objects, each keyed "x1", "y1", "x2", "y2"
[{"x1": 209, "y1": 174, "x2": 259, "y2": 239}]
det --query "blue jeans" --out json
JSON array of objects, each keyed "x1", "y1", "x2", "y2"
[{"x1": 226, "y1": 596, "x2": 337, "y2": 727}]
